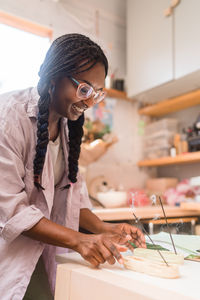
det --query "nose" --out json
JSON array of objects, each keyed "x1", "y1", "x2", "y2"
[{"x1": 82, "y1": 97, "x2": 95, "y2": 108}]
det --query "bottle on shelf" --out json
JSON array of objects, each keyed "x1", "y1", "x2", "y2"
[
  {"x1": 170, "y1": 145, "x2": 176, "y2": 157},
  {"x1": 173, "y1": 134, "x2": 182, "y2": 155},
  {"x1": 181, "y1": 129, "x2": 189, "y2": 153}
]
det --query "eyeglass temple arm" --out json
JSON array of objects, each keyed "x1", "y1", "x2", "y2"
[{"x1": 70, "y1": 77, "x2": 80, "y2": 86}]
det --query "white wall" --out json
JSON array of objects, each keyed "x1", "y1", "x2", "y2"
[
  {"x1": 0, "y1": 0, "x2": 150, "y2": 190},
  {"x1": 86, "y1": 99, "x2": 155, "y2": 190},
  {"x1": 0, "y1": 0, "x2": 126, "y2": 78}
]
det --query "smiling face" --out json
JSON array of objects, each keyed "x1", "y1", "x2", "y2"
[{"x1": 49, "y1": 62, "x2": 106, "y2": 121}]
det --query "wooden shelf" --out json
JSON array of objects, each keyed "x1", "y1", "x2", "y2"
[
  {"x1": 138, "y1": 151, "x2": 200, "y2": 167},
  {"x1": 105, "y1": 88, "x2": 132, "y2": 102},
  {"x1": 138, "y1": 89, "x2": 200, "y2": 117},
  {"x1": 0, "y1": 10, "x2": 53, "y2": 39}
]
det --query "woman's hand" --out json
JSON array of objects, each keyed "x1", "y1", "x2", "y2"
[
  {"x1": 73, "y1": 232, "x2": 131, "y2": 267},
  {"x1": 100, "y1": 222, "x2": 146, "y2": 251}
]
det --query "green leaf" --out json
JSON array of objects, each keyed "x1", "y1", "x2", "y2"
[{"x1": 128, "y1": 241, "x2": 169, "y2": 251}]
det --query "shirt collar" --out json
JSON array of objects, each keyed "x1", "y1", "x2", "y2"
[{"x1": 27, "y1": 87, "x2": 40, "y2": 118}]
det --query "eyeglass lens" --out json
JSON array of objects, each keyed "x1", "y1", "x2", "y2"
[
  {"x1": 78, "y1": 83, "x2": 106, "y2": 103},
  {"x1": 78, "y1": 85, "x2": 93, "y2": 98}
]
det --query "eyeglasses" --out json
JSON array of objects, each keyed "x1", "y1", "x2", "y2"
[{"x1": 70, "y1": 77, "x2": 106, "y2": 104}]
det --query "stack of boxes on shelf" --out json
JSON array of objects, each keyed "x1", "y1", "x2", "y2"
[{"x1": 143, "y1": 118, "x2": 178, "y2": 159}]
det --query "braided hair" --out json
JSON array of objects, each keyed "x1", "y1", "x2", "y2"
[{"x1": 34, "y1": 33, "x2": 108, "y2": 189}]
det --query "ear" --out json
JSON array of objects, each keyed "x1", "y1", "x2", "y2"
[
  {"x1": 50, "y1": 79, "x2": 56, "y2": 86},
  {"x1": 49, "y1": 80, "x2": 56, "y2": 96},
  {"x1": 51, "y1": 84, "x2": 56, "y2": 94}
]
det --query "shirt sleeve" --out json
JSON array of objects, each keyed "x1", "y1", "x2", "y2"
[{"x1": 0, "y1": 112, "x2": 44, "y2": 243}]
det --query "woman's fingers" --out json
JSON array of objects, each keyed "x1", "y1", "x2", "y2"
[
  {"x1": 129, "y1": 227, "x2": 146, "y2": 248},
  {"x1": 130, "y1": 235, "x2": 144, "y2": 248},
  {"x1": 95, "y1": 234, "x2": 130, "y2": 265},
  {"x1": 98, "y1": 244, "x2": 116, "y2": 265},
  {"x1": 115, "y1": 244, "x2": 128, "y2": 252},
  {"x1": 124, "y1": 240, "x2": 135, "y2": 252},
  {"x1": 119, "y1": 233, "x2": 132, "y2": 243},
  {"x1": 137, "y1": 229, "x2": 146, "y2": 246},
  {"x1": 78, "y1": 230, "x2": 144, "y2": 268},
  {"x1": 82, "y1": 248, "x2": 105, "y2": 267},
  {"x1": 103, "y1": 240, "x2": 124, "y2": 264},
  {"x1": 92, "y1": 249, "x2": 106, "y2": 264},
  {"x1": 88, "y1": 256, "x2": 101, "y2": 267}
]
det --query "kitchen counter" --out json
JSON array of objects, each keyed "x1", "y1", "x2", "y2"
[
  {"x1": 181, "y1": 202, "x2": 200, "y2": 211},
  {"x1": 92, "y1": 205, "x2": 200, "y2": 221},
  {"x1": 55, "y1": 252, "x2": 199, "y2": 300}
]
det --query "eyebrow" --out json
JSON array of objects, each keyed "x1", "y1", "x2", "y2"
[{"x1": 81, "y1": 79, "x2": 104, "y2": 91}]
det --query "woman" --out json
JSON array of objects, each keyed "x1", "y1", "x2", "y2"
[{"x1": 0, "y1": 33, "x2": 146, "y2": 300}]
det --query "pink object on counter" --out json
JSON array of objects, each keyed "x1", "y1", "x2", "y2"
[
  {"x1": 164, "y1": 179, "x2": 197, "y2": 206},
  {"x1": 127, "y1": 189, "x2": 150, "y2": 207}
]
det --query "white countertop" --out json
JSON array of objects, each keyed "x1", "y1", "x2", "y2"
[{"x1": 55, "y1": 252, "x2": 200, "y2": 300}]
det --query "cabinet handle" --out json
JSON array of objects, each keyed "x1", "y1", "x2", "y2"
[{"x1": 164, "y1": 0, "x2": 181, "y2": 17}]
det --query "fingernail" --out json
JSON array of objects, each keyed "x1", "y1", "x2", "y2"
[
  {"x1": 119, "y1": 258, "x2": 124, "y2": 264},
  {"x1": 126, "y1": 234, "x2": 132, "y2": 240}
]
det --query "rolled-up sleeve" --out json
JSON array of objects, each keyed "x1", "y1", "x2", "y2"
[
  {"x1": 0, "y1": 114, "x2": 44, "y2": 243},
  {"x1": 1, "y1": 204, "x2": 44, "y2": 243}
]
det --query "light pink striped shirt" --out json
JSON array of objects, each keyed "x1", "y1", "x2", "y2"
[{"x1": 0, "y1": 87, "x2": 92, "y2": 300}]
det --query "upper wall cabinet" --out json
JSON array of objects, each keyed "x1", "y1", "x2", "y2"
[
  {"x1": 174, "y1": 0, "x2": 200, "y2": 79},
  {"x1": 127, "y1": 0, "x2": 173, "y2": 97},
  {"x1": 127, "y1": 0, "x2": 200, "y2": 99}
]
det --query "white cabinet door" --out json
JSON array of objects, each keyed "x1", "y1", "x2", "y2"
[
  {"x1": 175, "y1": 0, "x2": 200, "y2": 79},
  {"x1": 127, "y1": 0, "x2": 173, "y2": 97}
]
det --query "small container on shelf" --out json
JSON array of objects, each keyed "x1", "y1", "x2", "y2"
[
  {"x1": 145, "y1": 118, "x2": 178, "y2": 136},
  {"x1": 143, "y1": 145, "x2": 170, "y2": 159},
  {"x1": 144, "y1": 130, "x2": 175, "y2": 148},
  {"x1": 143, "y1": 118, "x2": 179, "y2": 160}
]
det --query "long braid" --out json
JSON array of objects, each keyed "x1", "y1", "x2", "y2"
[
  {"x1": 34, "y1": 92, "x2": 50, "y2": 189},
  {"x1": 62, "y1": 114, "x2": 85, "y2": 189},
  {"x1": 34, "y1": 33, "x2": 108, "y2": 189}
]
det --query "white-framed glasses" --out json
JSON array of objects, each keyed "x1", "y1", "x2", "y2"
[{"x1": 70, "y1": 77, "x2": 106, "y2": 104}]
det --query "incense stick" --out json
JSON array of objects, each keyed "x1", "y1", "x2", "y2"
[
  {"x1": 158, "y1": 196, "x2": 177, "y2": 255},
  {"x1": 132, "y1": 212, "x2": 169, "y2": 266}
]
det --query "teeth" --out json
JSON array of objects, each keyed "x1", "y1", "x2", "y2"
[
  {"x1": 73, "y1": 104, "x2": 84, "y2": 113},
  {"x1": 83, "y1": 104, "x2": 88, "y2": 109}
]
